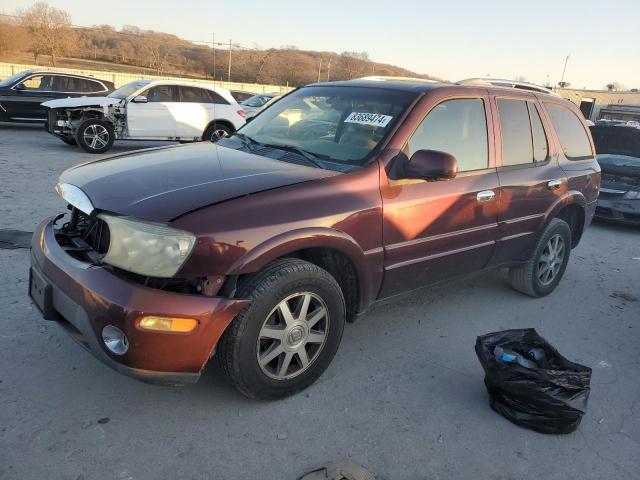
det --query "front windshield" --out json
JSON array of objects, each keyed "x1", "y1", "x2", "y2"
[
  {"x1": 236, "y1": 86, "x2": 416, "y2": 167},
  {"x1": 107, "y1": 81, "x2": 150, "y2": 99},
  {"x1": 591, "y1": 126, "x2": 640, "y2": 167},
  {"x1": 241, "y1": 95, "x2": 269, "y2": 107},
  {"x1": 0, "y1": 72, "x2": 27, "y2": 87}
]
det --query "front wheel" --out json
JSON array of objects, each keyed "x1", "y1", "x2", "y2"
[
  {"x1": 75, "y1": 118, "x2": 115, "y2": 154},
  {"x1": 508, "y1": 218, "x2": 572, "y2": 297},
  {"x1": 218, "y1": 259, "x2": 346, "y2": 399},
  {"x1": 203, "y1": 123, "x2": 233, "y2": 142}
]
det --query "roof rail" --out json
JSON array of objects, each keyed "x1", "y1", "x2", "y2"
[
  {"x1": 457, "y1": 78, "x2": 557, "y2": 95},
  {"x1": 357, "y1": 75, "x2": 439, "y2": 84}
]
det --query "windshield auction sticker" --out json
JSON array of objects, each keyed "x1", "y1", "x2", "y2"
[{"x1": 344, "y1": 112, "x2": 393, "y2": 127}]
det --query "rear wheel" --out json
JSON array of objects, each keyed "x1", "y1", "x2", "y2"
[
  {"x1": 203, "y1": 123, "x2": 233, "y2": 142},
  {"x1": 76, "y1": 118, "x2": 115, "y2": 154},
  {"x1": 218, "y1": 258, "x2": 346, "y2": 399},
  {"x1": 508, "y1": 218, "x2": 572, "y2": 297}
]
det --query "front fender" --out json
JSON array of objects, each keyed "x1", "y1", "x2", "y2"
[{"x1": 227, "y1": 227, "x2": 381, "y2": 310}]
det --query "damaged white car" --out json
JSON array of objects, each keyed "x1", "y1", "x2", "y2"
[{"x1": 42, "y1": 80, "x2": 246, "y2": 153}]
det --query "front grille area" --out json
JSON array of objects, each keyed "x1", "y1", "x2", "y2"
[
  {"x1": 54, "y1": 208, "x2": 110, "y2": 263},
  {"x1": 47, "y1": 110, "x2": 56, "y2": 133}
]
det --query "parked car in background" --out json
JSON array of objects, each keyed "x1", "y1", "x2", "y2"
[
  {"x1": 42, "y1": 80, "x2": 246, "y2": 153},
  {"x1": 241, "y1": 92, "x2": 281, "y2": 117},
  {"x1": 0, "y1": 70, "x2": 114, "y2": 123},
  {"x1": 230, "y1": 90, "x2": 255, "y2": 103},
  {"x1": 30, "y1": 79, "x2": 599, "y2": 399},
  {"x1": 590, "y1": 123, "x2": 640, "y2": 225}
]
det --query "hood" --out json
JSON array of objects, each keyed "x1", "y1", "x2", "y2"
[
  {"x1": 42, "y1": 96, "x2": 121, "y2": 109},
  {"x1": 58, "y1": 142, "x2": 339, "y2": 222}
]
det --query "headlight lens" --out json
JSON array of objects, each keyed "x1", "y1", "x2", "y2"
[
  {"x1": 99, "y1": 214, "x2": 196, "y2": 277},
  {"x1": 623, "y1": 190, "x2": 640, "y2": 199}
]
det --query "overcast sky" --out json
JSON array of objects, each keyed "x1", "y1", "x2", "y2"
[{"x1": 3, "y1": 0, "x2": 639, "y2": 89}]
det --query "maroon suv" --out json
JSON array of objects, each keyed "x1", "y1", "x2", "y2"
[{"x1": 29, "y1": 79, "x2": 600, "y2": 398}]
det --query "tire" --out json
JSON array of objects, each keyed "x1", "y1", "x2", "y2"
[
  {"x1": 218, "y1": 258, "x2": 346, "y2": 399},
  {"x1": 203, "y1": 122, "x2": 233, "y2": 142},
  {"x1": 61, "y1": 137, "x2": 77, "y2": 146},
  {"x1": 75, "y1": 118, "x2": 115, "y2": 154},
  {"x1": 508, "y1": 218, "x2": 572, "y2": 297}
]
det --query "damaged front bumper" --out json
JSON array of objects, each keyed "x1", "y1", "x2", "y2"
[
  {"x1": 29, "y1": 217, "x2": 249, "y2": 385},
  {"x1": 595, "y1": 187, "x2": 640, "y2": 226}
]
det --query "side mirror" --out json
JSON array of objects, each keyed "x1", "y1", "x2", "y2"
[
  {"x1": 403, "y1": 149, "x2": 458, "y2": 181},
  {"x1": 14, "y1": 83, "x2": 25, "y2": 91},
  {"x1": 132, "y1": 95, "x2": 147, "y2": 103}
]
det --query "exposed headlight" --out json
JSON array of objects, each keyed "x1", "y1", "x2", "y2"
[
  {"x1": 99, "y1": 214, "x2": 196, "y2": 278},
  {"x1": 623, "y1": 190, "x2": 640, "y2": 199}
]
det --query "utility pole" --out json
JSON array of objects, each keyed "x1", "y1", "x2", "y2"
[
  {"x1": 212, "y1": 32, "x2": 216, "y2": 81},
  {"x1": 559, "y1": 55, "x2": 570, "y2": 86},
  {"x1": 326, "y1": 56, "x2": 332, "y2": 81},
  {"x1": 317, "y1": 58, "x2": 322, "y2": 83},
  {"x1": 228, "y1": 39, "x2": 232, "y2": 83}
]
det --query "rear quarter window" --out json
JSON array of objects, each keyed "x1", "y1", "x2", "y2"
[{"x1": 546, "y1": 104, "x2": 593, "y2": 159}]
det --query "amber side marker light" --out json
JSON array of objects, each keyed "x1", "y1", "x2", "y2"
[{"x1": 139, "y1": 316, "x2": 198, "y2": 333}]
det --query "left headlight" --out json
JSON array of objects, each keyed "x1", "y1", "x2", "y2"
[
  {"x1": 99, "y1": 214, "x2": 196, "y2": 278},
  {"x1": 623, "y1": 190, "x2": 640, "y2": 199}
]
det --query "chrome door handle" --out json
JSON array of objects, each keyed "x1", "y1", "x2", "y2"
[
  {"x1": 547, "y1": 179, "x2": 562, "y2": 190},
  {"x1": 477, "y1": 190, "x2": 495, "y2": 203}
]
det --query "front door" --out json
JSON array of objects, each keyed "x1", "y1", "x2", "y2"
[
  {"x1": 127, "y1": 85, "x2": 177, "y2": 138},
  {"x1": 489, "y1": 96, "x2": 567, "y2": 265},
  {"x1": 9, "y1": 74, "x2": 60, "y2": 120},
  {"x1": 380, "y1": 96, "x2": 500, "y2": 298}
]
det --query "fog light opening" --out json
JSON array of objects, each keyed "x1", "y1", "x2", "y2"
[
  {"x1": 139, "y1": 316, "x2": 198, "y2": 333},
  {"x1": 102, "y1": 325, "x2": 129, "y2": 355}
]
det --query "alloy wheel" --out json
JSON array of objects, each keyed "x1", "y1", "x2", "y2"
[
  {"x1": 211, "y1": 129, "x2": 230, "y2": 141},
  {"x1": 256, "y1": 292, "x2": 329, "y2": 380},
  {"x1": 83, "y1": 124, "x2": 110, "y2": 150},
  {"x1": 537, "y1": 234, "x2": 565, "y2": 286}
]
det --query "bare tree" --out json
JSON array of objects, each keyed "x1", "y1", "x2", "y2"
[
  {"x1": 606, "y1": 82, "x2": 625, "y2": 92},
  {"x1": 18, "y1": 2, "x2": 75, "y2": 66}
]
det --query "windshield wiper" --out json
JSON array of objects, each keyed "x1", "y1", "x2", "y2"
[
  {"x1": 233, "y1": 132, "x2": 260, "y2": 152},
  {"x1": 258, "y1": 142, "x2": 325, "y2": 169}
]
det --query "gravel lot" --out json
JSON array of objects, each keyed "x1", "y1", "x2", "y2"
[{"x1": 1, "y1": 123, "x2": 639, "y2": 480}]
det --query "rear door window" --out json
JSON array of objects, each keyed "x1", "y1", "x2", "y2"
[
  {"x1": 77, "y1": 78, "x2": 105, "y2": 93},
  {"x1": 180, "y1": 86, "x2": 207, "y2": 103},
  {"x1": 497, "y1": 99, "x2": 533, "y2": 166},
  {"x1": 529, "y1": 102, "x2": 549, "y2": 162},
  {"x1": 53, "y1": 76, "x2": 80, "y2": 92},
  {"x1": 546, "y1": 104, "x2": 593, "y2": 159},
  {"x1": 407, "y1": 98, "x2": 489, "y2": 172}
]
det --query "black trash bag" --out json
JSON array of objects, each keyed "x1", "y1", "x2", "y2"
[{"x1": 475, "y1": 328, "x2": 592, "y2": 434}]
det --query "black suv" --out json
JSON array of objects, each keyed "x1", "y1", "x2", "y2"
[{"x1": 0, "y1": 70, "x2": 114, "y2": 123}]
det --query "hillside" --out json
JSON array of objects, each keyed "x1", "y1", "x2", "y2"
[{"x1": 0, "y1": 14, "x2": 439, "y2": 86}]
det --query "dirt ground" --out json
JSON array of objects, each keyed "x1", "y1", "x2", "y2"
[{"x1": 1, "y1": 122, "x2": 638, "y2": 480}]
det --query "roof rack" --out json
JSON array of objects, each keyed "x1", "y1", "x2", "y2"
[
  {"x1": 357, "y1": 75, "x2": 439, "y2": 84},
  {"x1": 457, "y1": 78, "x2": 557, "y2": 95}
]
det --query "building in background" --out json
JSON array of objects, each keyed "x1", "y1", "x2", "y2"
[{"x1": 555, "y1": 88, "x2": 640, "y2": 123}]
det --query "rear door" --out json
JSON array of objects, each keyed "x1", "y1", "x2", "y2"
[
  {"x1": 380, "y1": 93, "x2": 500, "y2": 297},
  {"x1": 490, "y1": 95, "x2": 567, "y2": 265},
  {"x1": 127, "y1": 84, "x2": 177, "y2": 138},
  {"x1": 174, "y1": 86, "x2": 215, "y2": 138}
]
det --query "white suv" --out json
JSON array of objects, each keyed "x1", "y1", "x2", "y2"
[{"x1": 42, "y1": 80, "x2": 246, "y2": 153}]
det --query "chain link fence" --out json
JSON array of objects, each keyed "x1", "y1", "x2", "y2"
[{"x1": 0, "y1": 62, "x2": 293, "y2": 95}]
